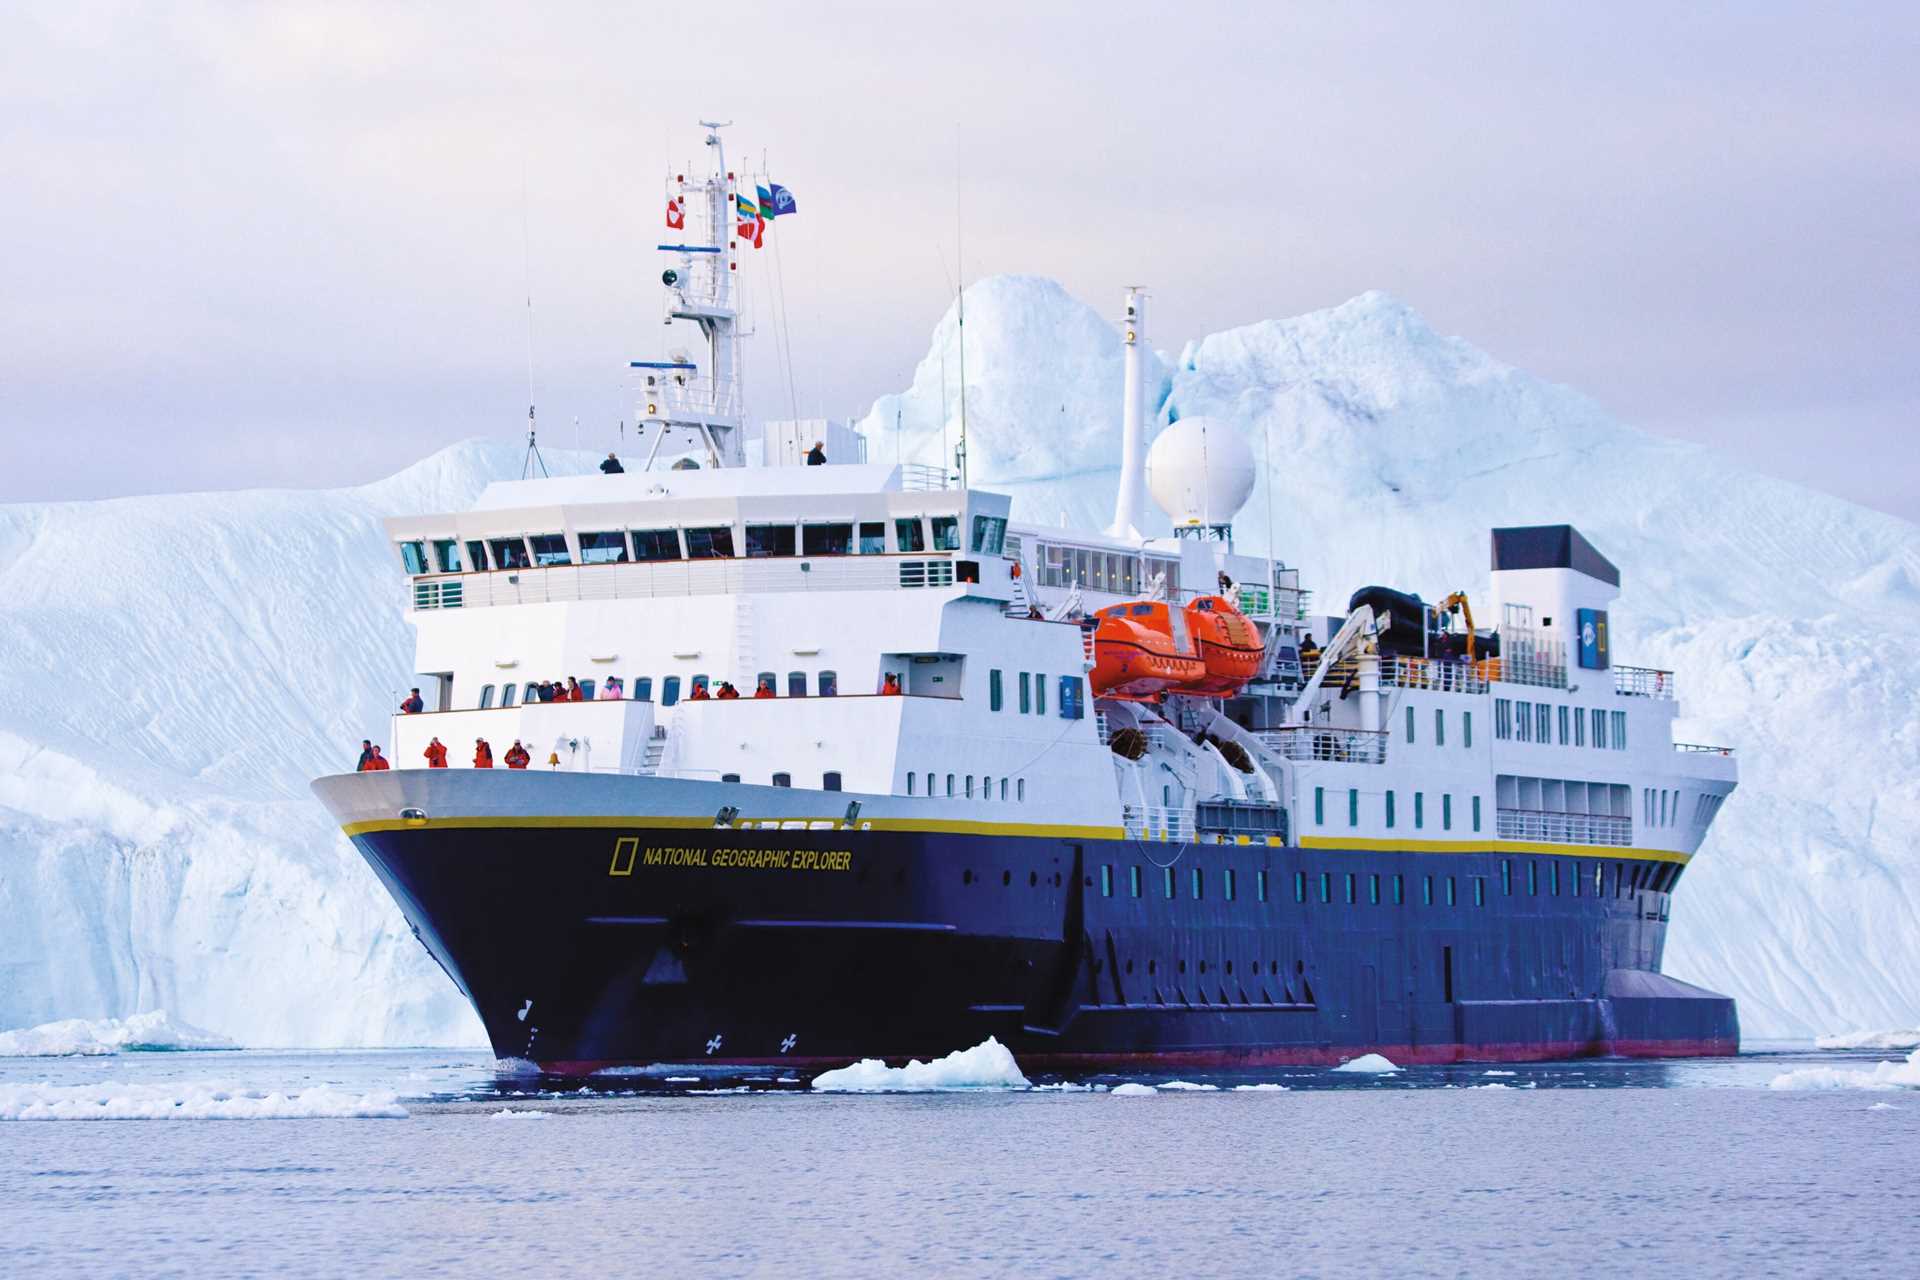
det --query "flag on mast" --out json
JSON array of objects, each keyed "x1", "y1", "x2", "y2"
[
  {"x1": 757, "y1": 182, "x2": 797, "y2": 218},
  {"x1": 665, "y1": 197, "x2": 684, "y2": 230},
  {"x1": 735, "y1": 194, "x2": 760, "y2": 241}
]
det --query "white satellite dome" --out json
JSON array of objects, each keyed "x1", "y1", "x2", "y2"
[{"x1": 1145, "y1": 415, "x2": 1256, "y2": 529}]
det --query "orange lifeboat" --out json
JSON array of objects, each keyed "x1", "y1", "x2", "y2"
[
  {"x1": 1176, "y1": 594, "x2": 1266, "y2": 696},
  {"x1": 1088, "y1": 603, "x2": 1206, "y2": 700}
]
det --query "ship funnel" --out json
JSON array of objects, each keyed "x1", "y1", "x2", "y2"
[{"x1": 1106, "y1": 287, "x2": 1150, "y2": 541}]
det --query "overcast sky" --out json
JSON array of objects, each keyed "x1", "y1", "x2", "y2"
[{"x1": 3, "y1": 2, "x2": 1915, "y2": 519}]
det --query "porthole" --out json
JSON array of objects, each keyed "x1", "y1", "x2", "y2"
[
  {"x1": 1029, "y1": 870, "x2": 1038, "y2": 887},
  {"x1": 962, "y1": 869, "x2": 973, "y2": 885},
  {"x1": 1002, "y1": 870, "x2": 1011, "y2": 887}
]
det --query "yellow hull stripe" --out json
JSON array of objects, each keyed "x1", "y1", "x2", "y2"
[
  {"x1": 1300, "y1": 835, "x2": 1690, "y2": 864},
  {"x1": 341, "y1": 814, "x2": 1126, "y2": 841}
]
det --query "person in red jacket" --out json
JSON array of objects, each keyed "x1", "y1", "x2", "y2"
[
  {"x1": 688, "y1": 682, "x2": 711, "y2": 701},
  {"x1": 715, "y1": 681, "x2": 740, "y2": 700},
  {"x1": 399, "y1": 687, "x2": 425, "y2": 714},
  {"x1": 474, "y1": 738, "x2": 494, "y2": 768},
  {"x1": 881, "y1": 673, "x2": 902, "y2": 695},
  {"x1": 423, "y1": 737, "x2": 448, "y2": 768},
  {"x1": 754, "y1": 679, "x2": 775, "y2": 699},
  {"x1": 566, "y1": 677, "x2": 585, "y2": 702},
  {"x1": 504, "y1": 740, "x2": 531, "y2": 769},
  {"x1": 355, "y1": 739, "x2": 376, "y2": 770},
  {"x1": 365, "y1": 746, "x2": 391, "y2": 770}
]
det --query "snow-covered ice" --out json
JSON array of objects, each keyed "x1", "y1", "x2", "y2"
[
  {"x1": 1332, "y1": 1054, "x2": 1403, "y2": 1074},
  {"x1": 808, "y1": 1037, "x2": 1029, "y2": 1092},
  {"x1": 0, "y1": 1080, "x2": 408, "y2": 1120},
  {"x1": 0, "y1": 1010, "x2": 232, "y2": 1056},
  {"x1": 489, "y1": 1108, "x2": 549, "y2": 1119},
  {"x1": 1815, "y1": 1029, "x2": 1920, "y2": 1051},
  {"x1": 1483, "y1": 1070, "x2": 1517, "y2": 1076},
  {"x1": 1158, "y1": 1080, "x2": 1220, "y2": 1091},
  {"x1": 1232, "y1": 1083, "x2": 1290, "y2": 1092},
  {"x1": 1768, "y1": 1048, "x2": 1920, "y2": 1091},
  {"x1": 5, "y1": 275, "x2": 1920, "y2": 1045},
  {"x1": 1110, "y1": 1082, "x2": 1158, "y2": 1096}
]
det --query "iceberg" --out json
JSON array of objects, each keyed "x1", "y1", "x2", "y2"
[
  {"x1": 808, "y1": 1037, "x2": 1030, "y2": 1092},
  {"x1": 1814, "y1": 1029, "x2": 1920, "y2": 1051},
  {"x1": 1110, "y1": 1082, "x2": 1159, "y2": 1096},
  {"x1": 0, "y1": 1010, "x2": 233, "y2": 1056},
  {"x1": 1331, "y1": 1054, "x2": 1403, "y2": 1074},
  {"x1": 1768, "y1": 1048, "x2": 1920, "y2": 1092}
]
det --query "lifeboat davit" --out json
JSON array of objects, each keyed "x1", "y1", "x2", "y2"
[
  {"x1": 1176, "y1": 594, "x2": 1266, "y2": 696},
  {"x1": 1088, "y1": 603, "x2": 1206, "y2": 700}
]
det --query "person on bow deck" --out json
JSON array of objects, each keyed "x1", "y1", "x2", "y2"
[
  {"x1": 364, "y1": 746, "x2": 391, "y2": 771},
  {"x1": 687, "y1": 682, "x2": 711, "y2": 701},
  {"x1": 715, "y1": 681, "x2": 740, "y2": 699},
  {"x1": 423, "y1": 737, "x2": 448, "y2": 769},
  {"x1": 473, "y1": 738, "x2": 494, "y2": 768},
  {"x1": 534, "y1": 681, "x2": 555, "y2": 703},
  {"x1": 599, "y1": 677, "x2": 623, "y2": 699},
  {"x1": 399, "y1": 687, "x2": 425, "y2": 714},
  {"x1": 566, "y1": 677, "x2": 585, "y2": 702},
  {"x1": 754, "y1": 678, "x2": 776, "y2": 698},
  {"x1": 355, "y1": 739, "x2": 374, "y2": 770},
  {"x1": 600, "y1": 452, "x2": 624, "y2": 475},
  {"x1": 881, "y1": 673, "x2": 902, "y2": 695},
  {"x1": 806, "y1": 440, "x2": 826, "y2": 466},
  {"x1": 504, "y1": 740, "x2": 531, "y2": 770}
]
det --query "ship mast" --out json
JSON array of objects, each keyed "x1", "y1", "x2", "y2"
[{"x1": 632, "y1": 121, "x2": 748, "y2": 470}]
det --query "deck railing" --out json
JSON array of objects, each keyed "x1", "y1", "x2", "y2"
[
  {"x1": 1674, "y1": 741, "x2": 1734, "y2": 756},
  {"x1": 1122, "y1": 804, "x2": 1195, "y2": 841},
  {"x1": 1256, "y1": 726, "x2": 1390, "y2": 765},
  {"x1": 1494, "y1": 808, "x2": 1632, "y2": 846},
  {"x1": 407, "y1": 554, "x2": 964, "y2": 610},
  {"x1": 1386, "y1": 657, "x2": 1489, "y2": 695},
  {"x1": 1614, "y1": 665, "x2": 1677, "y2": 700}
]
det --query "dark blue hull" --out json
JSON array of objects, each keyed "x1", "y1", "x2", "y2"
[{"x1": 350, "y1": 822, "x2": 1737, "y2": 1073}]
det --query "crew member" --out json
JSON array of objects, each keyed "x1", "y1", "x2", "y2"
[
  {"x1": 715, "y1": 681, "x2": 739, "y2": 700},
  {"x1": 504, "y1": 740, "x2": 531, "y2": 769},
  {"x1": 365, "y1": 746, "x2": 391, "y2": 771},
  {"x1": 880, "y1": 673, "x2": 902, "y2": 695},
  {"x1": 754, "y1": 679, "x2": 776, "y2": 698},
  {"x1": 399, "y1": 687, "x2": 425, "y2": 714},
  {"x1": 600, "y1": 452, "x2": 625, "y2": 475},
  {"x1": 688, "y1": 682, "x2": 711, "y2": 701},
  {"x1": 805, "y1": 440, "x2": 826, "y2": 466},
  {"x1": 355, "y1": 739, "x2": 375, "y2": 770},
  {"x1": 424, "y1": 737, "x2": 449, "y2": 768},
  {"x1": 474, "y1": 738, "x2": 494, "y2": 768}
]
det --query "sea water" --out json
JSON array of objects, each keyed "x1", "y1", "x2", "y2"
[{"x1": 1, "y1": 1044, "x2": 1914, "y2": 1277}]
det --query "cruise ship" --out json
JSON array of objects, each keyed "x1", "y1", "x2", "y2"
[{"x1": 313, "y1": 125, "x2": 1740, "y2": 1072}]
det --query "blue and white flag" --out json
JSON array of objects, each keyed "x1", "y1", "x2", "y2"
[{"x1": 757, "y1": 182, "x2": 797, "y2": 218}]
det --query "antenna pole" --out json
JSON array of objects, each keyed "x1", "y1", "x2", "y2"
[
  {"x1": 954, "y1": 126, "x2": 969, "y2": 490},
  {"x1": 520, "y1": 166, "x2": 538, "y2": 445}
]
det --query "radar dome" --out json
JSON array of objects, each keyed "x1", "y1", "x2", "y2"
[{"x1": 1146, "y1": 416, "x2": 1256, "y2": 529}]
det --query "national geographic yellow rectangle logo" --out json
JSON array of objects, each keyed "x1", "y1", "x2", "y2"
[{"x1": 608, "y1": 837, "x2": 639, "y2": 877}]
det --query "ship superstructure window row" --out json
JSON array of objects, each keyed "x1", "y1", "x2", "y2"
[{"x1": 1493, "y1": 697, "x2": 1630, "y2": 752}]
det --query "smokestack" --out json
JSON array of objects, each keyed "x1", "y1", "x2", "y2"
[{"x1": 1107, "y1": 287, "x2": 1149, "y2": 541}]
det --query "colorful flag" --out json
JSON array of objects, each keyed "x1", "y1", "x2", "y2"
[
  {"x1": 735, "y1": 194, "x2": 760, "y2": 240},
  {"x1": 760, "y1": 182, "x2": 797, "y2": 218},
  {"x1": 665, "y1": 197, "x2": 683, "y2": 231}
]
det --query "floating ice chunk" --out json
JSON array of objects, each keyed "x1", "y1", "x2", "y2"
[
  {"x1": 664, "y1": 1076, "x2": 701, "y2": 1083},
  {"x1": 492, "y1": 1058, "x2": 542, "y2": 1076},
  {"x1": 1331, "y1": 1054, "x2": 1402, "y2": 1074},
  {"x1": 0, "y1": 1080, "x2": 407, "y2": 1120},
  {"x1": 1868, "y1": 1102, "x2": 1900, "y2": 1111},
  {"x1": 1232, "y1": 1083, "x2": 1290, "y2": 1092},
  {"x1": 1030, "y1": 1082, "x2": 1097, "y2": 1092},
  {"x1": 1483, "y1": 1070, "x2": 1517, "y2": 1077},
  {"x1": 1159, "y1": 1080, "x2": 1220, "y2": 1091},
  {"x1": 1111, "y1": 1083, "x2": 1159, "y2": 1096},
  {"x1": 809, "y1": 1037, "x2": 1029, "y2": 1092},
  {"x1": 688, "y1": 1087, "x2": 752, "y2": 1095},
  {"x1": 1815, "y1": 1029, "x2": 1920, "y2": 1051},
  {"x1": 1768, "y1": 1049, "x2": 1920, "y2": 1092},
  {"x1": 1476, "y1": 1082, "x2": 1513, "y2": 1090},
  {"x1": 0, "y1": 1011, "x2": 234, "y2": 1057},
  {"x1": 490, "y1": 1108, "x2": 549, "y2": 1120}
]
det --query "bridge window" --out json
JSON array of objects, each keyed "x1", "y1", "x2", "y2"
[
  {"x1": 633, "y1": 677, "x2": 653, "y2": 702},
  {"x1": 431, "y1": 540, "x2": 462, "y2": 572},
  {"x1": 662, "y1": 676, "x2": 681, "y2": 706},
  {"x1": 823, "y1": 772, "x2": 842, "y2": 791},
  {"x1": 528, "y1": 534, "x2": 570, "y2": 566},
  {"x1": 633, "y1": 528, "x2": 683, "y2": 561},
  {"x1": 895, "y1": 518, "x2": 926, "y2": 553},
  {"x1": 684, "y1": 526, "x2": 735, "y2": 559},
  {"x1": 818, "y1": 671, "x2": 838, "y2": 697},
  {"x1": 578, "y1": 531, "x2": 628, "y2": 564},
  {"x1": 464, "y1": 539, "x2": 488, "y2": 571},
  {"x1": 746, "y1": 523, "x2": 797, "y2": 557},
  {"x1": 802, "y1": 523, "x2": 853, "y2": 555},
  {"x1": 488, "y1": 537, "x2": 531, "y2": 570},
  {"x1": 772, "y1": 772, "x2": 791, "y2": 787},
  {"x1": 788, "y1": 671, "x2": 807, "y2": 697},
  {"x1": 479, "y1": 684, "x2": 496, "y2": 709},
  {"x1": 399, "y1": 541, "x2": 428, "y2": 574},
  {"x1": 859, "y1": 522, "x2": 886, "y2": 554},
  {"x1": 501, "y1": 683, "x2": 517, "y2": 707},
  {"x1": 930, "y1": 516, "x2": 961, "y2": 551},
  {"x1": 970, "y1": 515, "x2": 1006, "y2": 554}
]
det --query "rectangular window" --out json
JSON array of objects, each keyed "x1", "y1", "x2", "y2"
[
  {"x1": 1423, "y1": 875, "x2": 1434, "y2": 906},
  {"x1": 1191, "y1": 867, "x2": 1204, "y2": 899},
  {"x1": 1593, "y1": 708, "x2": 1607, "y2": 749},
  {"x1": 1392, "y1": 874, "x2": 1404, "y2": 904},
  {"x1": 1474, "y1": 877, "x2": 1485, "y2": 907},
  {"x1": 487, "y1": 537, "x2": 530, "y2": 570},
  {"x1": 1611, "y1": 710, "x2": 1628, "y2": 750},
  {"x1": 930, "y1": 515, "x2": 961, "y2": 551},
  {"x1": 801, "y1": 523, "x2": 854, "y2": 556},
  {"x1": 823, "y1": 772, "x2": 843, "y2": 791},
  {"x1": 1369, "y1": 873, "x2": 1380, "y2": 905},
  {"x1": 1018, "y1": 780, "x2": 1026, "y2": 802},
  {"x1": 1495, "y1": 698, "x2": 1512, "y2": 740},
  {"x1": 464, "y1": 539, "x2": 488, "y2": 571},
  {"x1": 1164, "y1": 867, "x2": 1176, "y2": 900},
  {"x1": 479, "y1": 683, "x2": 496, "y2": 709},
  {"x1": 1552, "y1": 862, "x2": 1562, "y2": 896},
  {"x1": 1472, "y1": 795, "x2": 1482, "y2": 832},
  {"x1": 1101, "y1": 865, "x2": 1113, "y2": 898},
  {"x1": 1516, "y1": 701, "x2": 1531, "y2": 743},
  {"x1": 1385, "y1": 790, "x2": 1396, "y2": 829},
  {"x1": 399, "y1": 541, "x2": 428, "y2": 574},
  {"x1": 965, "y1": 776, "x2": 974, "y2": 798},
  {"x1": 1348, "y1": 788, "x2": 1359, "y2": 827},
  {"x1": 745, "y1": 523, "x2": 797, "y2": 558},
  {"x1": 1345, "y1": 873, "x2": 1356, "y2": 904},
  {"x1": 1257, "y1": 870, "x2": 1268, "y2": 902},
  {"x1": 633, "y1": 677, "x2": 653, "y2": 702},
  {"x1": 788, "y1": 671, "x2": 807, "y2": 697},
  {"x1": 1442, "y1": 794, "x2": 1453, "y2": 831},
  {"x1": 431, "y1": 539, "x2": 461, "y2": 572},
  {"x1": 1435, "y1": 708, "x2": 1445, "y2": 747},
  {"x1": 894, "y1": 518, "x2": 926, "y2": 553},
  {"x1": 1035, "y1": 675, "x2": 1047, "y2": 716},
  {"x1": 1018, "y1": 672, "x2": 1031, "y2": 714},
  {"x1": 1294, "y1": 870, "x2": 1307, "y2": 903},
  {"x1": 501, "y1": 683, "x2": 517, "y2": 707},
  {"x1": 1558, "y1": 705, "x2": 1570, "y2": 745},
  {"x1": 1463, "y1": 710, "x2": 1472, "y2": 749},
  {"x1": 662, "y1": 675, "x2": 681, "y2": 706},
  {"x1": 1446, "y1": 876, "x2": 1457, "y2": 906},
  {"x1": 946, "y1": 774, "x2": 955, "y2": 797},
  {"x1": 1406, "y1": 704, "x2": 1416, "y2": 744},
  {"x1": 1130, "y1": 865, "x2": 1142, "y2": 898},
  {"x1": 858, "y1": 522, "x2": 886, "y2": 555},
  {"x1": 632, "y1": 528, "x2": 683, "y2": 561},
  {"x1": 1414, "y1": 792, "x2": 1425, "y2": 830},
  {"x1": 771, "y1": 772, "x2": 791, "y2": 788},
  {"x1": 818, "y1": 671, "x2": 838, "y2": 697},
  {"x1": 1528, "y1": 861, "x2": 1538, "y2": 895},
  {"x1": 1501, "y1": 861, "x2": 1512, "y2": 896},
  {"x1": 1319, "y1": 872, "x2": 1331, "y2": 904},
  {"x1": 1314, "y1": 787, "x2": 1325, "y2": 826},
  {"x1": 1572, "y1": 860, "x2": 1582, "y2": 896},
  {"x1": 1574, "y1": 708, "x2": 1586, "y2": 747},
  {"x1": 683, "y1": 526, "x2": 735, "y2": 559},
  {"x1": 578, "y1": 531, "x2": 628, "y2": 564},
  {"x1": 990, "y1": 669, "x2": 1004, "y2": 711},
  {"x1": 969, "y1": 514, "x2": 1007, "y2": 554},
  {"x1": 1224, "y1": 868, "x2": 1236, "y2": 901},
  {"x1": 1595, "y1": 862, "x2": 1605, "y2": 895},
  {"x1": 1536, "y1": 703, "x2": 1551, "y2": 745},
  {"x1": 907, "y1": 771, "x2": 916, "y2": 796}
]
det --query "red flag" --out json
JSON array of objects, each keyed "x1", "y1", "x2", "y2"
[
  {"x1": 752, "y1": 216, "x2": 764, "y2": 249},
  {"x1": 665, "y1": 197, "x2": 684, "y2": 231}
]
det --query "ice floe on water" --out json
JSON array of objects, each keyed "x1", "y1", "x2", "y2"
[
  {"x1": 492, "y1": 1057, "x2": 542, "y2": 1076},
  {"x1": 1868, "y1": 1102, "x2": 1900, "y2": 1111},
  {"x1": 0, "y1": 1080, "x2": 407, "y2": 1120},
  {"x1": 809, "y1": 1037, "x2": 1030, "y2": 1092},
  {"x1": 1110, "y1": 1083, "x2": 1158, "y2": 1097},
  {"x1": 1331, "y1": 1054, "x2": 1402, "y2": 1074},
  {"x1": 1158, "y1": 1080, "x2": 1220, "y2": 1091},
  {"x1": 490, "y1": 1108, "x2": 549, "y2": 1120},
  {"x1": 1768, "y1": 1048, "x2": 1920, "y2": 1091},
  {"x1": 1232, "y1": 1083, "x2": 1290, "y2": 1092},
  {"x1": 1815, "y1": 1029, "x2": 1920, "y2": 1051},
  {"x1": 0, "y1": 1011, "x2": 233, "y2": 1057},
  {"x1": 1483, "y1": 1070, "x2": 1517, "y2": 1077}
]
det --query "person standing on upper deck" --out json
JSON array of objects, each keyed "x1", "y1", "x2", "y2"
[
  {"x1": 400, "y1": 688, "x2": 425, "y2": 714},
  {"x1": 424, "y1": 737, "x2": 448, "y2": 768},
  {"x1": 355, "y1": 739, "x2": 375, "y2": 770},
  {"x1": 474, "y1": 738, "x2": 494, "y2": 768},
  {"x1": 806, "y1": 441, "x2": 826, "y2": 466},
  {"x1": 601, "y1": 453, "x2": 625, "y2": 475},
  {"x1": 566, "y1": 677, "x2": 585, "y2": 702}
]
